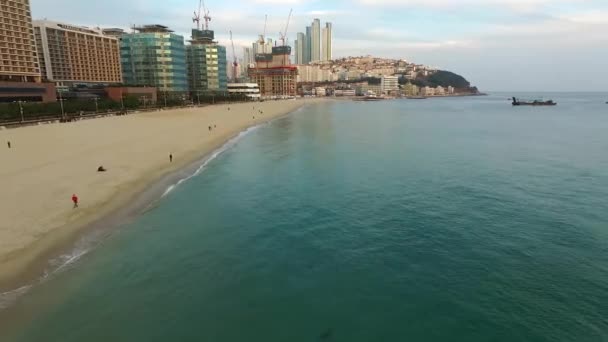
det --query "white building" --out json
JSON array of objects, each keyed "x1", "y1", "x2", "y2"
[
  {"x1": 381, "y1": 76, "x2": 399, "y2": 94},
  {"x1": 322, "y1": 22, "x2": 332, "y2": 61},
  {"x1": 314, "y1": 87, "x2": 326, "y2": 96},
  {"x1": 297, "y1": 65, "x2": 335, "y2": 83},
  {"x1": 420, "y1": 86, "x2": 435, "y2": 96},
  {"x1": 227, "y1": 83, "x2": 261, "y2": 100},
  {"x1": 334, "y1": 89, "x2": 355, "y2": 96}
]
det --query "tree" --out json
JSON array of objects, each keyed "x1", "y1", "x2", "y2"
[{"x1": 426, "y1": 70, "x2": 471, "y2": 88}]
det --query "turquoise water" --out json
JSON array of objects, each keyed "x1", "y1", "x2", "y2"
[{"x1": 3, "y1": 94, "x2": 608, "y2": 341}]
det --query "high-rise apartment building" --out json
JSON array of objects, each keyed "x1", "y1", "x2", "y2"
[
  {"x1": 186, "y1": 28, "x2": 227, "y2": 94},
  {"x1": 0, "y1": 0, "x2": 39, "y2": 82},
  {"x1": 295, "y1": 32, "x2": 305, "y2": 64},
  {"x1": 252, "y1": 37, "x2": 273, "y2": 59},
  {"x1": 243, "y1": 47, "x2": 253, "y2": 66},
  {"x1": 241, "y1": 46, "x2": 253, "y2": 75},
  {"x1": 33, "y1": 20, "x2": 122, "y2": 86},
  {"x1": 0, "y1": 0, "x2": 57, "y2": 102},
  {"x1": 304, "y1": 26, "x2": 312, "y2": 64},
  {"x1": 120, "y1": 25, "x2": 187, "y2": 93},
  {"x1": 310, "y1": 19, "x2": 321, "y2": 62},
  {"x1": 322, "y1": 22, "x2": 332, "y2": 61}
]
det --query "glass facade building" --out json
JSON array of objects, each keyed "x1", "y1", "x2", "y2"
[
  {"x1": 120, "y1": 25, "x2": 187, "y2": 92},
  {"x1": 186, "y1": 29, "x2": 228, "y2": 95}
]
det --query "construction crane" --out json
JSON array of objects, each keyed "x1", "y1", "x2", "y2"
[
  {"x1": 192, "y1": 0, "x2": 202, "y2": 30},
  {"x1": 279, "y1": 9, "x2": 292, "y2": 46},
  {"x1": 230, "y1": 31, "x2": 238, "y2": 83},
  {"x1": 202, "y1": 0, "x2": 212, "y2": 30},
  {"x1": 258, "y1": 14, "x2": 268, "y2": 46}
]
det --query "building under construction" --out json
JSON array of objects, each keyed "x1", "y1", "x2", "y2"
[
  {"x1": 248, "y1": 46, "x2": 298, "y2": 98},
  {"x1": 186, "y1": 0, "x2": 227, "y2": 96}
]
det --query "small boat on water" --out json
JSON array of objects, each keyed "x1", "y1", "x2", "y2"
[
  {"x1": 353, "y1": 94, "x2": 385, "y2": 101},
  {"x1": 407, "y1": 96, "x2": 427, "y2": 100},
  {"x1": 512, "y1": 97, "x2": 556, "y2": 106}
]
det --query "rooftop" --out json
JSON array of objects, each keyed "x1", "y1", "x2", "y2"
[{"x1": 133, "y1": 25, "x2": 173, "y2": 33}]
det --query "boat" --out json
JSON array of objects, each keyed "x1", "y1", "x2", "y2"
[
  {"x1": 353, "y1": 94, "x2": 385, "y2": 101},
  {"x1": 512, "y1": 97, "x2": 556, "y2": 106},
  {"x1": 407, "y1": 96, "x2": 427, "y2": 99}
]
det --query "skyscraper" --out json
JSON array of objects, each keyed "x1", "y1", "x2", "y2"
[
  {"x1": 121, "y1": 25, "x2": 188, "y2": 93},
  {"x1": 242, "y1": 47, "x2": 253, "y2": 72},
  {"x1": 243, "y1": 47, "x2": 253, "y2": 65},
  {"x1": 311, "y1": 19, "x2": 321, "y2": 62},
  {"x1": 296, "y1": 32, "x2": 305, "y2": 64},
  {"x1": 33, "y1": 20, "x2": 122, "y2": 86},
  {"x1": 305, "y1": 26, "x2": 312, "y2": 64},
  {"x1": 322, "y1": 22, "x2": 333, "y2": 61}
]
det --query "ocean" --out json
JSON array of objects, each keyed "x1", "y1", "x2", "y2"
[{"x1": 2, "y1": 93, "x2": 608, "y2": 341}]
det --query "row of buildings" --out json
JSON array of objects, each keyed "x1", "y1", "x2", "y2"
[
  {"x1": 0, "y1": 0, "x2": 235, "y2": 103},
  {"x1": 0, "y1": 0, "x2": 306, "y2": 103},
  {"x1": 304, "y1": 80, "x2": 456, "y2": 98}
]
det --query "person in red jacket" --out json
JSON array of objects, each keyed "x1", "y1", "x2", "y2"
[{"x1": 72, "y1": 194, "x2": 79, "y2": 208}]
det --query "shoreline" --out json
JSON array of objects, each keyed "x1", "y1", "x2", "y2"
[{"x1": 0, "y1": 99, "x2": 317, "y2": 297}]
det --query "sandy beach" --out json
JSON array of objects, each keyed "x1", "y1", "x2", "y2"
[{"x1": 0, "y1": 99, "x2": 313, "y2": 290}]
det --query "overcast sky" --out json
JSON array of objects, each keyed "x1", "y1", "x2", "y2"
[{"x1": 30, "y1": 0, "x2": 608, "y2": 91}]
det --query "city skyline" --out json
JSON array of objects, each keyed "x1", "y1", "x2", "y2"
[{"x1": 29, "y1": 0, "x2": 608, "y2": 91}]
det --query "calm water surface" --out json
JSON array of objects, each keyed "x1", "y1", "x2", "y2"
[{"x1": 3, "y1": 93, "x2": 608, "y2": 341}]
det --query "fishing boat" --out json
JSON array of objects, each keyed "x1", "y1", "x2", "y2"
[{"x1": 512, "y1": 97, "x2": 556, "y2": 106}]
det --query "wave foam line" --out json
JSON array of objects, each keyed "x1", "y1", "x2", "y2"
[{"x1": 161, "y1": 124, "x2": 262, "y2": 198}]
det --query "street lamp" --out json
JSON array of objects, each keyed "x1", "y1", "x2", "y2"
[
  {"x1": 164, "y1": 91, "x2": 168, "y2": 108},
  {"x1": 58, "y1": 91, "x2": 66, "y2": 121},
  {"x1": 92, "y1": 97, "x2": 99, "y2": 114},
  {"x1": 14, "y1": 100, "x2": 25, "y2": 123}
]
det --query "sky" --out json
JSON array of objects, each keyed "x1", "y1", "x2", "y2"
[{"x1": 30, "y1": 0, "x2": 608, "y2": 91}]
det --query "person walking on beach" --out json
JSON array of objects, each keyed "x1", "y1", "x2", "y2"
[
  {"x1": 169, "y1": 153, "x2": 173, "y2": 163},
  {"x1": 71, "y1": 194, "x2": 79, "y2": 208},
  {"x1": 7, "y1": 141, "x2": 10, "y2": 149}
]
